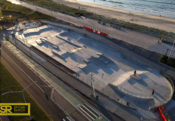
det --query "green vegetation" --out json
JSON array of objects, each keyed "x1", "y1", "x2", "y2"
[
  {"x1": 0, "y1": 0, "x2": 53, "y2": 25},
  {"x1": 90, "y1": 14, "x2": 175, "y2": 42},
  {"x1": 160, "y1": 55, "x2": 175, "y2": 68},
  {"x1": 0, "y1": 0, "x2": 174, "y2": 42},
  {"x1": 0, "y1": 63, "x2": 50, "y2": 121},
  {"x1": 24, "y1": 0, "x2": 175, "y2": 43},
  {"x1": 25, "y1": 0, "x2": 92, "y2": 17}
]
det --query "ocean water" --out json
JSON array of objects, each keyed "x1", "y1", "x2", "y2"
[{"x1": 77, "y1": 0, "x2": 175, "y2": 18}]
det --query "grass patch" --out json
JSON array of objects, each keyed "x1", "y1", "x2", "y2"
[
  {"x1": 24, "y1": 0, "x2": 92, "y2": 17},
  {"x1": 0, "y1": 0, "x2": 53, "y2": 25},
  {"x1": 1, "y1": 0, "x2": 174, "y2": 42},
  {"x1": 24, "y1": 0, "x2": 175, "y2": 43},
  {"x1": 89, "y1": 12, "x2": 175, "y2": 43},
  {"x1": 0, "y1": 62, "x2": 49, "y2": 121}
]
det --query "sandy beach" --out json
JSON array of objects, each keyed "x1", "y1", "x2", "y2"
[{"x1": 53, "y1": 0, "x2": 175, "y2": 33}]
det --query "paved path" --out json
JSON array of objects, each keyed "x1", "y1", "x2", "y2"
[
  {"x1": 52, "y1": 0, "x2": 175, "y2": 34},
  {"x1": 8, "y1": 0, "x2": 175, "y2": 58}
]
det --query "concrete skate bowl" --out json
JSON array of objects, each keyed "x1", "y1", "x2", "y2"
[{"x1": 111, "y1": 70, "x2": 174, "y2": 110}]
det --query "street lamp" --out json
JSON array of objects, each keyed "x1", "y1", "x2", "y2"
[{"x1": 90, "y1": 73, "x2": 97, "y2": 101}]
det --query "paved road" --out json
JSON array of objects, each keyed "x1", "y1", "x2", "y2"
[{"x1": 9, "y1": 0, "x2": 175, "y2": 58}]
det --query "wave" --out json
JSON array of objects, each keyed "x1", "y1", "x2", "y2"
[
  {"x1": 99, "y1": 0, "x2": 123, "y2": 4},
  {"x1": 79, "y1": 0, "x2": 175, "y2": 18},
  {"x1": 106, "y1": 0, "x2": 123, "y2": 4},
  {"x1": 134, "y1": 0, "x2": 175, "y2": 6}
]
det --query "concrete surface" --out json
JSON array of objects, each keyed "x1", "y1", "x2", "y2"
[
  {"x1": 14, "y1": 23, "x2": 173, "y2": 112},
  {"x1": 1, "y1": 41, "x2": 110, "y2": 121},
  {"x1": 6, "y1": 35, "x2": 145, "y2": 121}
]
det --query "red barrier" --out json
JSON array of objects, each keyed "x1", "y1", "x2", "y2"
[
  {"x1": 157, "y1": 107, "x2": 167, "y2": 121},
  {"x1": 100, "y1": 32, "x2": 108, "y2": 36},
  {"x1": 83, "y1": 26, "x2": 108, "y2": 36},
  {"x1": 95, "y1": 30, "x2": 98, "y2": 33},
  {"x1": 83, "y1": 26, "x2": 93, "y2": 31}
]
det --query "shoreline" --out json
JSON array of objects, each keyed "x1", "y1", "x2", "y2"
[
  {"x1": 66, "y1": 0, "x2": 175, "y2": 21},
  {"x1": 60, "y1": 0, "x2": 175, "y2": 33},
  {"x1": 76, "y1": 0, "x2": 175, "y2": 20}
]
